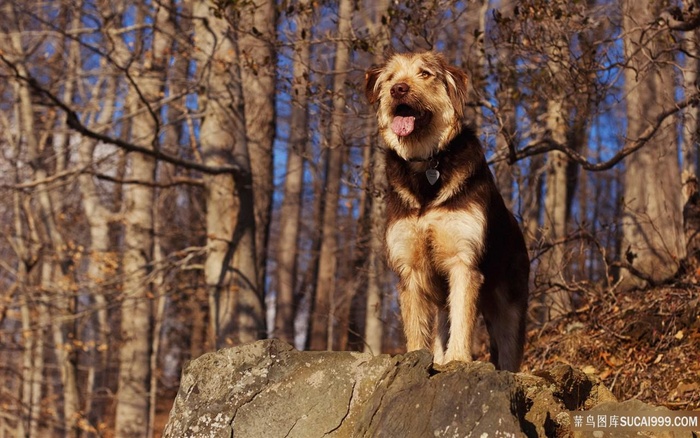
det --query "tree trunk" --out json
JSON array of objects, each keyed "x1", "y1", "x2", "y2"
[
  {"x1": 620, "y1": 0, "x2": 685, "y2": 288},
  {"x1": 681, "y1": 9, "x2": 700, "y2": 181},
  {"x1": 115, "y1": 103, "x2": 157, "y2": 437},
  {"x1": 523, "y1": 156, "x2": 545, "y2": 246},
  {"x1": 362, "y1": 0, "x2": 391, "y2": 355},
  {"x1": 539, "y1": 38, "x2": 573, "y2": 320},
  {"x1": 238, "y1": 0, "x2": 277, "y2": 298},
  {"x1": 682, "y1": 24, "x2": 700, "y2": 269},
  {"x1": 492, "y1": 0, "x2": 517, "y2": 205},
  {"x1": 363, "y1": 145, "x2": 388, "y2": 355},
  {"x1": 309, "y1": 0, "x2": 353, "y2": 351},
  {"x1": 115, "y1": 3, "x2": 171, "y2": 433},
  {"x1": 78, "y1": 54, "x2": 120, "y2": 434},
  {"x1": 193, "y1": 0, "x2": 264, "y2": 347},
  {"x1": 9, "y1": 137, "x2": 43, "y2": 437},
  {"x1": 116, "y1": 149, "x2": 155, "y2": 437},
  {"x1": 540, "y1": 147, "x2": 572, "y2": 318},
  {"x1": 461, "y1": 0, "x2": 488, "y2": 132},
  {"x1": 274, "y1": 0, "x2": 312, "y2": 344},
  {"x1": 2, "y1": 3, "x2": 81, "y2": 433}
]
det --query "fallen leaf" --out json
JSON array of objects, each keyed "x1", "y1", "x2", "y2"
[
  {"x1": 675, "y1": 381, "x2": 699, "y2": 394},
  {"x1": 582, "y1": 365, "x2": 597, "y2": 375},
  {"x1": 599, "y1": 368, "x2": 613, "y2": 380}
]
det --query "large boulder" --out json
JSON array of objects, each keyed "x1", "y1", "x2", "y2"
[{"x1": 163, "y1": 339, "x2": 688, "y2": 438}]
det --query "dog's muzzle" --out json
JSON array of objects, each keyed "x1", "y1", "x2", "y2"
[{"x1": 390, "y1": 89, "x2": 430, "y2": 138}]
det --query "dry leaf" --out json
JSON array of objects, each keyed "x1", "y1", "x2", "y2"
[
  {"x1": 599, "y1": 368, "x2": 613, "y2": 379},
  {"x1": 582, "y1": 365, "x2": 597, "y2": 375}
]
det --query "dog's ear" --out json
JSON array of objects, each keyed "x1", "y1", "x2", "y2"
[
  {"x1": 444, "y1": 64, "x2": 469, "y2": 119},
  {"x1": 365, "y1": 65, "x2": 383, "y2": 104}
]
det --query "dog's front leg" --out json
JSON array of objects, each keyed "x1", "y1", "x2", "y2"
[
  {"x1": 397, "y1": 273, "x2": 434, "y2": 352},
  {"x1": 433, "y1": 307, "x2": 449, "y2": 363},
  {"x1": 443, "y1": 266, "x2": 483, "y2": 363}
]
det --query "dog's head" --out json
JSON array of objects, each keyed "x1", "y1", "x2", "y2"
[{"x1": 365, "y1": 52, "x2": 469, "y2": 160}]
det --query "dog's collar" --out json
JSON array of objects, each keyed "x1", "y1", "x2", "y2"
[
  {"x1": 406, "y1": 156, "x2": 433, "y2": 163},
  {"x1": 406, "y1": 152, "x2": 440, "y2": 164},
  {"x1": 406, "y1": 153, "x2": 439, "y2": 166},
  {"x1": 404, "y1": 154, "x2": 441, "y2": 185}
]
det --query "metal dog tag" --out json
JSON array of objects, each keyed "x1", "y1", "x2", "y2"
[{"x1": 425, "y1": 168, "x2": 440, "y2": 185}]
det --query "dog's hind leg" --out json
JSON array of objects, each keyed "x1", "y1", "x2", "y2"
[{"x1": 483, "y1": 287, "x2": 527, "y2": 371}]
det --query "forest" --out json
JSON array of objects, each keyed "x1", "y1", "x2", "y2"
[{"x1": 0, "y1": 0, "x2": 699, "y2": 436}]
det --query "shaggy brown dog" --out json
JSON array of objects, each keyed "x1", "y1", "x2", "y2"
[{"x1": 365, "y1": 52, "x2": 529, "y2": 371}]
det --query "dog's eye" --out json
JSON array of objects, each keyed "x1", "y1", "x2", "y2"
[{"x1": 419, "y1": 70, "x2": 433, "y2": 78}]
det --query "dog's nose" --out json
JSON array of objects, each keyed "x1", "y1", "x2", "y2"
[{"x1": 391, "y1": 82, "x2": 410, "y2": 98}]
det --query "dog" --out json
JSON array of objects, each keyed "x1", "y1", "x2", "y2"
[{"x1": 365, "y1": 52, "x2": 529, "y2": 371}]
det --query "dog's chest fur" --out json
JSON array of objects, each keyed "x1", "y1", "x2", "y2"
[
  {"x1": 384, "y1": 127, "x2": 496, "y2": 291},
  {"x1": 386, "y1": 208, "x2": 486, "y2": 285}
]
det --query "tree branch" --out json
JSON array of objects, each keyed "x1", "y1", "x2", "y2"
[
  {"x1": 609, "y1": 260, "x2": 664, "y2": 288},
  {"x1": 0, "y1": 54, "x2": 242, "y2": 176},
  {"x1": 510, "y1": 91, "x2": 700, "y2": 171},
  {"x1": 93, "y1": 172, "x2": 204, "y2": 188},
  {"x1": 0, "y1": 166, "x2": 84, "y2": 191},
  {"x1": 660, "y1": 6, "x2": 700, "y2": 32}
]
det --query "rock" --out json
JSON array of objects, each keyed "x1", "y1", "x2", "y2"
[
  {"x1": 354, "y1": 355, "x2": 522, "y2": 438},
  {"x1": 513, "y1": 365, "x2": 617, "y2": 437},
  {"x1": 163, "y1": 340, "x2": 685, "y2": 438},
  {"x1": 163, "y1": 339, "x2": 398, "y2": 438}
]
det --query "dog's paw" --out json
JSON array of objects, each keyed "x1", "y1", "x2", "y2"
[{"x1": 439, "y1": 350, "x2": 473, "y2": 366}]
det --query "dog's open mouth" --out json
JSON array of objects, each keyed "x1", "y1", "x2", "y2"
[{"x1": 391, "y1": 104, "x2": 428, "y2": 137}]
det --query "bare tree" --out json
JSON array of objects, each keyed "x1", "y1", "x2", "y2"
[
  {"x1": 1, "y1": 2, "x2": 81, "y2": 434},
  {"x1": 682, "y1": 19, "x2": 700, "y2": 269},
  {"x1": 274, "y1": 0, "x2": 312, "y2": 344},
  {"x1": 193, "y1": 0, "x2": 264, "y2": 347},
  {"x1": 490, "y1": 0, "x2": 518, "y2": 205},
  {"x1": 3, "y1": 78, "x2": 44, "y2": 437},
  {"x1": 361, "y1": 0, "x2": 391, "y2": 355},
  {"x1": 78, "y1": 56, "x2": 118, "y2": 438},
  {"x1": 114, "y1": 0, "x2": 168, "y2": 432},
  {"x1": 461, "y1": 0, "x2": 489, "y2": 133},
  {"x1": 620, "y1": 0, "x2": 685, "y2": 288},
  {"x1": 680, "y1": 1, "x2": 700, "y2": 220},
  {"x1": 540, "y1": 31, "x2": 574, "y2": 320},
  {"x1": 308, "y1": 0, "x2": 354, "y2": 351},
  {"x1": 238, "y1": 0, "x2": 277, "y2": 295}
]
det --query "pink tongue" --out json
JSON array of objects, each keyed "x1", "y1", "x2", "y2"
[{"x1": 391, "y1": 116, "x2": 415, "y2": 137}]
